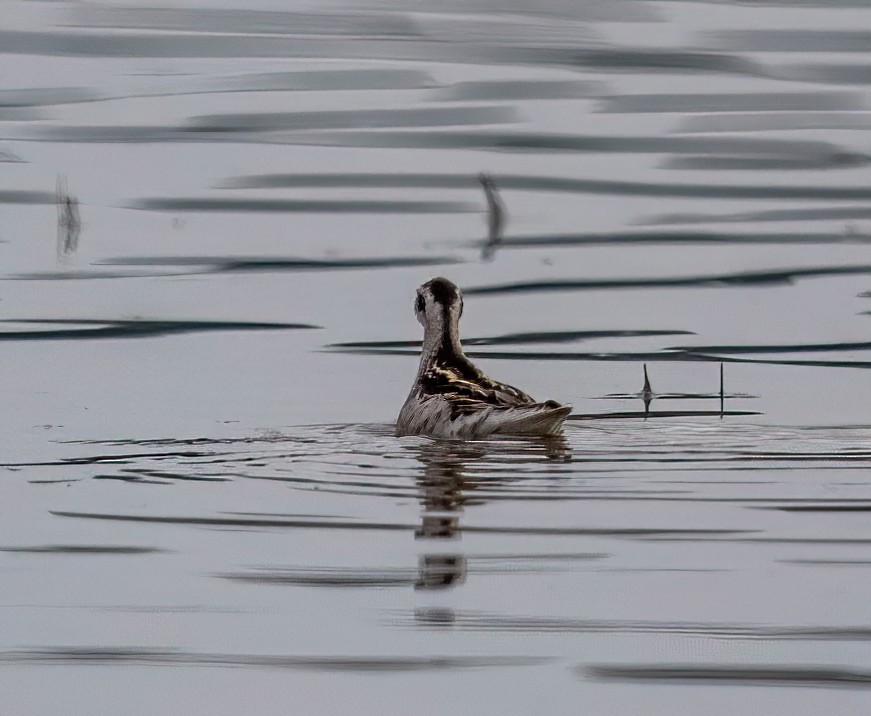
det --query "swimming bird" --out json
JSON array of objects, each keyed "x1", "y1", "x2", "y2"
[{"x1": 396, "y1": 277, "x2": 572, "y2": 439}]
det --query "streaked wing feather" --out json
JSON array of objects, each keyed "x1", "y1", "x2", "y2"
[
  {"x1": 420, "y1": 362, "x2": 534, "y2": 418},
  {"x1": 477, "y1": 375, "x2": 534, "y2": 404}
]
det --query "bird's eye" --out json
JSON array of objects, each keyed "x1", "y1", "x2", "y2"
[{"x1": 415, "y1": 294, "x2": 425, "y2": 313}]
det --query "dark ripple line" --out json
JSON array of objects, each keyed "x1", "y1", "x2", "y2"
[
  {"x1": 570, "y1": 409, "x2": 761, "y2": 419},
  {"x1": 706, "y1": 29, "x2": 871, "y2": 53},
  {"x1": 669, "y1": 340, "x2": 871, "y2": 355},
  {"x1": 3, "y1": 450, "x2": 217, "y2": 468},
  {"x1": 770, "y1": 505, "x2": 871, "y2": 512},
  {"x1": 221, "y1": 558, "x2": 602, "y2": 587},
  {"x1": 322, "y1": 345, "x2": 704, "y2": 361},
  {"x1": 775, "y1": 63, "x2": 871, "y2": 86},
  {"x1": 0, "y1": 31, "x2": 462, "y2": 59},
  {"x1": 410, "y1": 611, "x2": 871, "y2": 640},
  {"x1": 289, "y1": 131, "x2": 867, "y2": 164},
  {"x1": 187, "y1": 106, "x2": 517, "y2": 132},
  {"x1": 224, "y1": 171, "x2": 871, "y2": 201},
  {"x1": 48, "y1": 512, "x2": 748, "y2": 537},
  {"x1": 463, "y1": 265, "x2": 871, "y2": 296},
  {"x1": 0, "y1": 648, "x2": 546, "y2": 671},
  {"x1": 7, "y1": 256, "x2": 463, "y2": 281},
  {"x1": 0, "y1": 87, "x2": 101, "y2": 108},
  {"x1": 70, "y1": 2, "x2": 656, "y2": 26},
  {"x1": 584, "y1": 664, "x2": 871, "y2": 687},
  {"x1": 0, "y1": 190, "x2": 56, "y2": 204},
  {"x1": 645, "y1": 206, "x2": 871, "y2": 226},
  {"x1": 492, "y1": 231, "x2": 871, "y2": 248},
  {"x1": 92, "y1": 475, "x2": 169, "y2": 485},
  {"x1": 0, "y1": 71, "x2": 434, "y2": 107},
  {"x1": 0, "y1": 319, "x2": 320, "y2": 341},
  {"x1": 329, "y1": 345, "x2": 871, "y2": 369},
  {"x1": 222, "y1": 568, "x2": 415, "y2": 588},
  {"x1": 0, "y1": 31, "x2": 761, "y2": 80},
  {"x1": 436, "y1": 79, "x2": 603, "y2": 101},
  {"x1": 128, "y1": 198, "x2": 477, "y2": 214},
  {"x1": 524, "y1": 47, "x2": 762, "y2": 75},
  {"x1": 330, "y1": 329, "x2": 694, "y2": 350},
  {"x1": 696, "y1": 356, "x2": 871, "y2": 370},
  {"x1": 120, "y1": 469, "x2": 229, "y2": 482},
  {"x1": 0, "y1": 545, "x2": 164, "y2": 554},
  {"x1": 69, "y1": 7, "x2": 422, "y2": 37},
  {"x1": 782, "y1": 560, "x2": 871, "y2": 566},
  {"x1": 689, "y1": 0, "x2": 870, "y2": 6},
  {"x1": 601, "y1": 91, "x2": 865, "y2": 113},
  {"x1": 675, "y1": 112, "x2": 871, "y2": 134},
  {"x1": 661, "y1": 154, "x2": 868, "y2": 171},
  {"x1": 30, "y1": 126, "x2": 841, "y2": 155},
  {"x1": 99, "y1": 256, "x2": 461, "y2": 272}
]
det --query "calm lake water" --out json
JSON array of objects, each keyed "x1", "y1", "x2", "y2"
[{"x1": 4, "y1": 0, "x2": 871, "y2": 713}]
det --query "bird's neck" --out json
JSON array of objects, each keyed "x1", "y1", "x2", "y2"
[{"x1": 418, "y1": 317, "x2": 464, "y2": 375}]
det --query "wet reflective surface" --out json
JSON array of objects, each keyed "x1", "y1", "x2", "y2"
[{"x1": 4, "y1": 0, "x2": 871, "y2": 713}]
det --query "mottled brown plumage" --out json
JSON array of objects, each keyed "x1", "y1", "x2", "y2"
[{"x1": 396, "y1": 277, "x2": 571, "y2": 439}]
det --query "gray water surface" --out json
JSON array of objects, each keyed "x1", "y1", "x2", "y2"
[{"x1": 3, "y1": 0, "x2": 871, "y2": 714}]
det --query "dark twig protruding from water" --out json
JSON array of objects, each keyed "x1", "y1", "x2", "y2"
[
  {"x1": 642, "y1": 364, "x2": 653, "y2": 418},
  {"x1": 594, "y1": 361, "x2": 755, "y2": 419},
  {"x1": 56, "y1": 175, "x2": 81, "y2": 258},
  {"x1": 479, "y1": 173, "x2": 505, "y2": 261}
]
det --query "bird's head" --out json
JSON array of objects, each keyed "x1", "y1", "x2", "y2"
[{"x1": 414, "y1": 277, "x2": 464, "y2": 336}]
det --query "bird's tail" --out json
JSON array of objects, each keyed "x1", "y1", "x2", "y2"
[{"x1": 494, "y1": 403, "x2": 572, "y2": 436}]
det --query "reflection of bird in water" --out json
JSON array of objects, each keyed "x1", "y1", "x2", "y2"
[
  {"x1": 414, "y1": 437, "x2": 570, "y2": 521},
  {"x1": 411, "y1": 437, "x2": 570, "y2": 589},
  {"x1": 396, "y1": 277, "x2": 571, "y2": 439},
  {"x1": 413, "y1": 440, "x2": 476, "y2": 588},
  {"x1": 478, "y1": 173, "x2": 505, "y2": 261}
]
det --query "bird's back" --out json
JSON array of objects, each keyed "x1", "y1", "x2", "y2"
[{"x1": 397, "y1": 353, "x2": 571, "y2": 438}]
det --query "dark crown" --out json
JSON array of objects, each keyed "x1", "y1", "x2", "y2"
[{"x1": 425, "y1": 277, "x2": 461, "y2": 307}]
